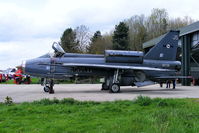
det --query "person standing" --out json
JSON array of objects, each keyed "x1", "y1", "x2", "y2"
[
  {"x1": 160, "y1": 82, "x2": 163, "y2": 88},
  {"x1": 166, "y1": 80, "x2": 171, "y2": 88},
  {"x1": 172, "y1": 79, "x2": 176, "y2": 89}
]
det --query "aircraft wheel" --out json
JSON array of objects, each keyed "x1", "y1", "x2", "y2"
[
  {"x1": 101, "y1": 83, "x2": 109, "y2": 90},
  {"x1": 43, "y1": 86, "x2": 50, "y2": 92},
  {"x1": 109, "y1": 83, "x2": 120, "y2": 93}
]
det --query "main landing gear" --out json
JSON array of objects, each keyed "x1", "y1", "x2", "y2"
[
  {"x1": 42, "y1": 78, "x2": 54, "y2": 94},
  {"x1": 102, "y1": 69, "x2": 121, "y2": 93},
  {"x1": 101, "y1": 82, "x2": 109, "y2": 90}
]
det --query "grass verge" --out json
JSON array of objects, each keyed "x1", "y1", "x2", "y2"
[
  {"x1": 1, "y1": 96, "x2": 199, "y2": 133},
  {"x1": 0, "y1": 77, "x2": 40, "y2": 84}
]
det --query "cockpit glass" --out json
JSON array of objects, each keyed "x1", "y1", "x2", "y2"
[
  {"x1": 52, "y1": 42, "x2": 65, "y2": 54},
  {"x1": 39, "y1": 42, "x2": 65, "y2": 58}
]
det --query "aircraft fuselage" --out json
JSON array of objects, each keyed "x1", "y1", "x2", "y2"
[{"x1": 23, "y1": 55, "x2": 181, "y2": 83}]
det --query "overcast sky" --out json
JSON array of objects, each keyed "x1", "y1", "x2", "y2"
[{"x1": 0, "y1": 0, "x2": 199, "y2": 70}]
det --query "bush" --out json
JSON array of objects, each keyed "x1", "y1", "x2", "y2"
[
  {"x1": 4, "y1": 96, "x2": 13, "y2": 105},
  {"x1": 134, "y1": 95, "x2": 152, "y2": 106},
  {"x1": 33, "y1": 98, "x2": 55, "y2": 105},
  {"x1": 156, "y1": 99, "x2": 169, "y2": 107},
  {"x1": 60, "y1": 98, "x2": 78, "y2": 105}
]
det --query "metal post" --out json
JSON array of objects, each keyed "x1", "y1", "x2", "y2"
[{"x1": 181, "y1": 35, "x2": 191, "y2": 86}]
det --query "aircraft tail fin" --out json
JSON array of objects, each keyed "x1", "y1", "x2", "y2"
[{"x1": 144, "y1": 30, "x2": 179, "y2": 61}]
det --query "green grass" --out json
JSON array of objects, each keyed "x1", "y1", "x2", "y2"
[
  {"x1": 1, "y1": 97, "x2": 199, "y2": 133},
  {"x1": 0, "y1": 77, "x2": 40, "y2": 84},
  {"x1": 30, "y1": 77, "x2": 40, "y2": 84},
  {"x1": 0, "y1": 79, "x2": 14, "y2": 84},
  {"x1": 0, "y1": 78, "x2": 100, "y2": 84}
]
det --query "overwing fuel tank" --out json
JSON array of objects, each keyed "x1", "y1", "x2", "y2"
[{"x1": 105, "y1": 50, "x2": 143, "y2": 63}]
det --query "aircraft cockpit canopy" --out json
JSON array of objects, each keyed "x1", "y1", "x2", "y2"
[
  {"x1": 52, "y1": 42, "x2": 65, "y2": 57},
  {"x1": 38, "y1": 42, "x2": 65, "y2": 58}
]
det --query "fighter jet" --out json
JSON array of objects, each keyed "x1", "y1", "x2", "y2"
[{"x1": 22, "y1": 30, "x2": 181, "y2": 93}]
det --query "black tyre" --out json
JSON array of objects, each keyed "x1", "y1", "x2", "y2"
[
  {"x1": 49, "y1": 89, "x2": 54, "y2": 94},
  {"x1": 101, "y1": 83, "x2": 109, "y2": 90},
  {"x1": 44, "y1": 86, "x2": 50, "y2": 92},
  {"x1": 109, "y1": 83, "x2": 120, "y2": 93}
]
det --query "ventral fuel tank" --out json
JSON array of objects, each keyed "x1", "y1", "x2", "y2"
[{"x1": 105, "y1": 50, "x2": 143, "y2": 64}]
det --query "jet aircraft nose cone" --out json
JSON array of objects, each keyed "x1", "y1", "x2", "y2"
[{"x1": 21, "y1": 60, "x2": 26, "y2": 73}]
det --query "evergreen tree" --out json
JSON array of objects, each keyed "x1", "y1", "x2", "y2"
[
  {"x1": 60, "y1": 28, "x2": 78, "y2": 53},
  {"x1": 91, "y1": 31, "x2": 102, "y2": 42},
  {"x1": 112, "y1": 22, "x2": 129, "y2": 50},
  {"x1": 88, "y1": 31, "x2": 102, "y2": 53}
]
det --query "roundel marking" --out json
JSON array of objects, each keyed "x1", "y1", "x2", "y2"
[{"x1": 166, "y1": 44, "x2": 170, "y2": 49}]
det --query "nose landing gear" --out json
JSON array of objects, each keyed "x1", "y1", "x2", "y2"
[{"x1": 41, "y1": 78, "x2": 54, "y2": 94}]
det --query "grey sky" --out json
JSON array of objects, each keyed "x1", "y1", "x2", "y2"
[{"x1": 0, "y1": 0, "x2": 199, "y2": 69}]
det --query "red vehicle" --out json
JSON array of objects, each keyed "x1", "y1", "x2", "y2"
[
  {"x1": 14, "y1": 67, "x2": 31, "y2": 84},
  {"x1": 0, "y1": 71, "x2": 6, "y2": 83},
  {"x1": 0, "y1": 73, "x2": 2, "y2": 83}
]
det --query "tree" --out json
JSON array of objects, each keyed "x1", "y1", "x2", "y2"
[
  {"x1": 168, "y1": 16, "x2": 195, "y2": 30},
  {"x1": 60, "y1": 8, "x2": 195, "y2": 53},
  {"x1": 124, "y1": 8, "x2": 195, "y2": 51},
  {"x1": 91, "y1": 31, "x2": 102, "y2": 43},
  {"x1": 112, "y1": 22, "x2": 130, "y2": 50},
  {"x1": 146, "y1": 8, "x2": 169, "y2": 39},
  {"x1": 60, "y1": 28, "x2": 79, "y2": 53},
  {"x1": 103, "y1": 33, "x2": 113, "y2": 50},
  {"x1": 88, "y1": 31, "x2": 113, "y2": 54},
  {"x1": 88, "y1": 31, "x2": 102, "y2": 53},
  {"x1": 75, "y1": 25, "x2": 91, "y2": 53},
  {"x1": 125, "y1": 15, "x2": 147, "y2": 51}
]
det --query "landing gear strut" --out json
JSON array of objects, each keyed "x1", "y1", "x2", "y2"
[
  {"x1": 109, "y1": 69, "x2": 120, "y2": 93},
  {"x1": 49, "y1": 79, "x2": 54, "y2": 94},
  {"x1": 42, "y1": 78, "x2": 54, "y2": 94}
]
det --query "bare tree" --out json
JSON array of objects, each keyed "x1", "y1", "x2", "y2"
[
  {"x1": 168, "y1": 16, "x2": 195, "y2": 30},
  {"x1": 124, "y1": 8, "x2": 196, "y2": 51},
  {"x1": 146, "y1": 8, "x2": 169, "y2": 39},
  {"x1": 75, "y1": 25, "x2": 92, "y2": 53},
  {"x1": 125, "y1": 15, "x2": 147, "y2": 51}
]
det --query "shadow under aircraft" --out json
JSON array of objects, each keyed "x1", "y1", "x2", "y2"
[{"x1": 22, "y1": 30, "x2": 182, "y2": 94}]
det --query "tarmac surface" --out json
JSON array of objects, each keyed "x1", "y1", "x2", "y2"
[{"x1": 0, "y1": 84, "x2": 199, "y2": 103}]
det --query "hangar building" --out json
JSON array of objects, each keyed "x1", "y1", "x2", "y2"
[{"x1": 143, "y1": 21, "x2": 199, "y2": 86}]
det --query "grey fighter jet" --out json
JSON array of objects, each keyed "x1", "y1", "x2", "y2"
[{"x1": 22, "y1": 30, "x2": 181, "y2": 93}]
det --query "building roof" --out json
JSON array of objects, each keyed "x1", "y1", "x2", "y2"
[
  {"x1": 143, "y1": 21, "x2": 199, "y2": 49},
  {"x1": 180, "y1": 21, "x2": 199, "y2": 36},
  {"x1": 143, "y1": 34, "x2": 165, "y2": 49}
]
